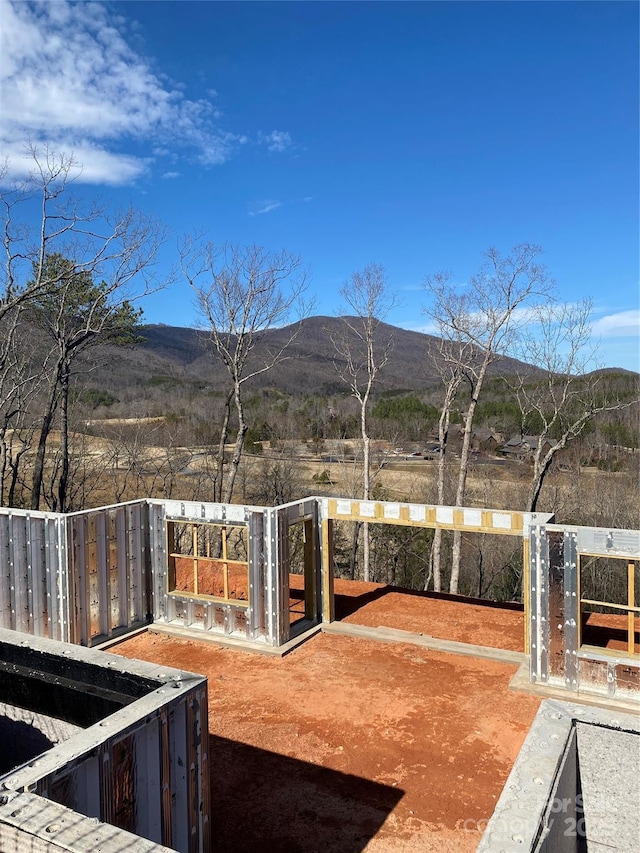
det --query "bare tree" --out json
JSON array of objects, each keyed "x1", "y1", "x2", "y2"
[
  {"x1": 425, "y1": 327, "x2": 474, "y2": 592},
  {"x1": 181, "y1": 240, "x2": 308, "y2": 504},
  {"x1": 0, "y1": 309, "x2": 48, "y2": 505},
  {"x1": 425, "y1": 244, "x2": 551, "y2": 593},
  {"x1": 0, "y1": 147, "x2": 167, "y2": 509},
  {"x1": 330, "y1": 263, "x2": 396, "y2": 582},
  {"x1": 513, "y1": 298, "x2": 639, "y2": 511}
]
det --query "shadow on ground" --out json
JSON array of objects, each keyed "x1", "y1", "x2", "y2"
[
  {"x1": 211, "y1": 734, "x2": 403, "y2": 853},
  {"x1": 334, "y1": 583, "x2": 524, "y2": 622},
  {"x1": 581, "y1": 614, "x2": 640, "y2": 652}
]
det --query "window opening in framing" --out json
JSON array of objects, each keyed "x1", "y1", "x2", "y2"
[
  {"x1": 167, "y1": 520, "x2": 249, "y2": 606},
  {"x1": 579, "y1": 555, "x2": 639, "y2": 656},
  {"x1": 287, "y1": 520, "x2": 306, "y2": 625},
  {"x1": 287, "y1": 518, "x2": 318, "y2": 626}
]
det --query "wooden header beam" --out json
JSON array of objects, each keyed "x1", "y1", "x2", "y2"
[{"x1": 323, "y1": 498, "x2": 548, "y2": 536}]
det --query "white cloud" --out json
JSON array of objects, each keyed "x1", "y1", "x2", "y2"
[
  {"x1": 162, "y1": 171, "x2": 181, "y2": 180},
  {"x1": 0, "y1": 0, "x2": 234, "y2": 184},
  {"x1": 591, "y1": 309, "x2": 640, "y2": 339},
  {"x1": 248, "y1": 199, "x2": 282, "y2": 217},
  {"x1": 258, "y1": 130, "x2": 292, "y2": 152}
]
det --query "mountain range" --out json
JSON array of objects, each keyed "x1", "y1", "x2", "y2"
[{"x1": 93, "y1": 316, "x2": 548, "y2": 398}]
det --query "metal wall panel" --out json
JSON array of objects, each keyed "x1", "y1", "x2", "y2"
[
  {"x1": 530, "y1": 523, "x2": 640, "y2": 701},
  {"x1": 563, "y1": 531, "x2": 579, "y2": 691},
  {"x1": 152, "y1": 501, "x2": 267, "y2": 643},
  {"x1": 0, "y1": 630, "x2": 210, "y2": 853},
  {"x1": 0, "y1": 509, "x2": 68, "y2": 640},
  {"x1": 67, "y1": 503, "x2": 150, "y2": 646},
  {"x1": 529, "y1": 525, "x2": 547, "y2": 683},
  {"x1": 576, "y1": 527, "x2": 640, "y2": 557},
  {"x1": 248, "y1": 510, "x2": 265, "y2": 640}
]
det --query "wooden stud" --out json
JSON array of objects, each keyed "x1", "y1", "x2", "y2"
[
  {"x1": 222, "y1": 526, "x2": 229, "y2": 601},
  {"x1": 321, "y1": 519, "x2": 334, "y2": 623},
  {"x1": 629, "y1": 560, "x2": 635, "y2": 655}
]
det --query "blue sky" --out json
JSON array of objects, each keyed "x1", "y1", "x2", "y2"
[{"x1": 1, "y1": 0, "x2": 638, "y2": 370}]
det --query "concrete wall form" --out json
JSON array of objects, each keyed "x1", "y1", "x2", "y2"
[
  {"x1": 150, "y1": 497, "x2": 324, "y2": 646},
  {"x1": 0, "y1": 628, "x2": 210, "y2": 853},
  {"x1": 150, "y1": 499, "x2": 275, "y2": 644},
  {"x1": 67, "y1": 502, "x2": 151, "y2": 647},
  {"x1": 529, "y1": 524, "x2": 640, "y2": 701},
  {"x1": 0, "y1": 791, "x2": 176, "y2": 853},
  {"x1": 276, "y1": 498, "x2": 323, "y2": 639},
  {"x1": 478, "y1": 699, "x2": 640, "y2": 853}
]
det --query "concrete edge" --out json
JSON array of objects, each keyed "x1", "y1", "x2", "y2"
[
  {"x1": 148, "y1": 622, "x2": 323, "y2": 657},
  {"x1": 0, "y1": 791, "x2": 175, "y2": 853},
  {"x1": 477, "y1": 699, "x2": 640, "y2": 852},
  {"x1": 509, "y1": 663, "x2": 640, "y2": 717},
  {"x1": 93, "y1": 624, "x2": 151, "y2": 651},
  {"x1": 321, "y1": 621, "x2": 527, "y2": 665}
]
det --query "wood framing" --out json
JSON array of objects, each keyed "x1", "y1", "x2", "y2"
[
  {"x1": 323, "y1": 497, "x2": 537, "y2": 535},
  {"x1": 577, "y1": 552, "x2": 639, "y2": 658}
]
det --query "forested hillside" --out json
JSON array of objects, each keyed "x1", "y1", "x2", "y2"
[{"x1": 90, "y1": 317, "x2": 543, "y2": 398}]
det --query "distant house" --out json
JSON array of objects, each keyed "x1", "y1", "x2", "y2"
[
  {"x1": 470, "y1": 428, "x2": 503, "y2": 454},
  {"x1": 499, "y1": 434, "x2": 554, "y2": 462}
]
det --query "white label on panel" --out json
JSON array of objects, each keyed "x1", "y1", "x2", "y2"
[
  {"x1": 225, "y1": 505, "x2": 245, "y2": 522},
  {"x1": 492, "y1": 512, "x2": 512, "y2": 530},
  {"x1": 436, "y1": 506, "x2": 454, "y2": 524},
  {"x1": 463, "y1": 509, "x2": 482, "y2": 527},
  {"x1": 384, "y1": 503, "x2": 401, "y2": 519},
  {"x1": 336, "y1": 500, "x2": 352, "y2": 515},
  {"x1": 359, "y1": 502, "x2": 376, "y2": 518},
  {"x1": 409, "y1": 504, "x2": 426, "y2": 522}
]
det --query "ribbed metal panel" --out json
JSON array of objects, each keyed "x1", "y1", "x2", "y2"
[
  {"x1": 576, "y1": 526, "x2": 640, "y2": 557},
  {"x1": 0, "y1": 629, "x2": 209, "y2": 853},
  {"x1": 0, "y1": 509, "x2": 68, "y2": 640}
]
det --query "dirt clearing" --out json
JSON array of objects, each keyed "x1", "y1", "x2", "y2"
[
  {"x1": 113, "y1": 629, "x2": 540, "y2": 852},
  {"x1": 333, "y1": 578, "x2": 525, "y2": 652}
]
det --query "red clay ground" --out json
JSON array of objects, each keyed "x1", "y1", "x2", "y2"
[
  {"x1": 290, "y1": 577, "x2": 640, "y2": 653},
  {"x1": 113, "y1": 630, "x2": 540, "y2": 852},
  {"x1": 333, "y1": 578, "x2": 525, "y2": 652},
  {"x1": 173, "y1": 557, "x2": 249, "y2": 600},
  {"x1": 287, "y1": 576, "x2": 525, "y2": 651},
  {"x1": 582, "y1": 610, "x2": 640, "y2": 654}
]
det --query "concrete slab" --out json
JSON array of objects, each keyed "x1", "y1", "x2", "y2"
[
  {"x1": 576, "y1": 722, "x2": 640, "y2": 851},
  {"x1": 478, "y1": 700, "x2": 640, "y2": 852}
]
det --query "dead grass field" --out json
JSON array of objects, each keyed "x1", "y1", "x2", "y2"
[{"x1": 29, "y1": 432, "x2": 637, "y2": 535}]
